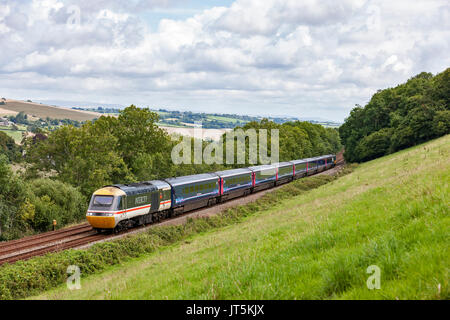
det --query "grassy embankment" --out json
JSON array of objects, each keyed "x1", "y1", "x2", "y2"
[{"x1": 32, "y1": 135, "x2": 449, "y2": 300}]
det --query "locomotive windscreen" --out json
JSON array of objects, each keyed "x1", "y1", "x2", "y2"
[
  {"x1": 93, "y1": 196, "x2": 114, "y2": 206},
  {"x1": 89, "y1": 195, "x2": 117, "y2": 211}
]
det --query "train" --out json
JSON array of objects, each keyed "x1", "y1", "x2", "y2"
[{"x1": 86, "y1": 154, "x2": 337, "y2": 232}]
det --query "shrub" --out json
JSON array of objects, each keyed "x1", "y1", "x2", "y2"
[{"x1": 28, "y1": 179, "x2": 87, "y2": 231}]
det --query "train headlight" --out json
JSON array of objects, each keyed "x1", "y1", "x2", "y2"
[{"x1": 86, "y1": 212, "x2": 92, "y2": 216}]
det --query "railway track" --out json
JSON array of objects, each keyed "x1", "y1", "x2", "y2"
[
  {"x1": 0, "y1": 223, "x2": 91, "y2": 250},
  {"x1": 0, "y1": 224, "x2": 99, "y2": 265},
  {"x1": 0, "y1": 153, "x2": 346, "y2": 266},
  {"x1": 0, "y1": 221, "x2": 169, "y2": 266}
]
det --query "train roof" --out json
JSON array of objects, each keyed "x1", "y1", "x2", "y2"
[
  {"x1": 273, "y1": 162, "x2": 294, "y2": 168},
  {"x1": 109, "y1": 180, "x2": 171, "y2": 196},
  {"x1": 248, "y1": 164, "x2": 277, "y2": 172},
  {"x1": 290, "y1": 159, "x2": 308, "y2": 164},
  {"x1": 111, "y1": 182, "x2": 157, "y2": 195},
  {"x1": 215, "y1": 167, "x2": 252, "y2": 178},
  {"x1": 309, "y1": 154, "x2": 335, "y2": 160},
  {"x1": 164, "y1": 173, "x2": 219, "y2": 187},
  {"x1": 145, "y1": 180, "x2": 171, "y2": 190}
]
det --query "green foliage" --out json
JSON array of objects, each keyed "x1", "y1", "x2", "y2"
[
  {"x1": 27, "y1": 179, "x2": 87, "y2": 231},
  {"x1": 25, "y1": 116, "x2": 133, "y2": 196},
  {"x1": 225, "y1": 119, "x2": 341, "y2": 166},
  {"x1": 0, "y1": 131, "x2": 21, "y2": 162},
  {"x1": 0, "y1": 156, "x2": 87, "y2": 239},
  {"x1": 24, "y1": 105, "x2": 178, "y2": 196},
  {"x1": 0, "y1": 155, "x2": 31, "y2": 240},
  {"x1": 340, "y1": 68, "x2": 450, "y2": 162},
  {"x1": 355, "y1": 128, "x2": 392, "y2": 162}
]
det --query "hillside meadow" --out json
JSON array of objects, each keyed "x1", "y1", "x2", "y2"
[{"x1": 31, "y1": 134, "x2": 449, "y2": 300}]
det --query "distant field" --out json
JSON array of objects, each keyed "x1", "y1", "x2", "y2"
[
  {"x1": 160, "y1": 126, "x2": 231, "y2": 141},
  {"x1": 0, "y1": 107, "x2": 18, "y2": 116},
  {"x1": 206, "y1": 115, "x2": 244, "y2": 123},
  {"x1": 0, "y1": 125, "x2": 27, "y2": 143},
  {"x1": 33, "y1": 136, "x2": 449, "y2": 300},
  {"x1": 1, "y1": 100, "x2": 101, "y2": 121},
  {"x1": 0, "y1": 128, "x2": 24, "y2": 143}
]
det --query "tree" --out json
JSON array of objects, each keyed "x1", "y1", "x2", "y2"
[
  {"x1": 355, "y1": 128, "x2": 392, "y2": 161},
  {"x1": 0, "y1": 131, "x2": 21, "y2": 162},
  {"x1": 340, "y1": 68, "x2": 450, "y2": 163},
  {"x1": 25, "y1": 121, "x2": 133, "y2": 196},
  {"x1": 0, "y1": 155, "x2": 30, "y2": 240}
]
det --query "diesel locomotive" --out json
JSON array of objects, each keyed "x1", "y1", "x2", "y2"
[{"x1": 86, "y1": 154, "x2": 336, "y2": 232}]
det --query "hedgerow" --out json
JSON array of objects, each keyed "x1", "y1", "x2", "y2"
[{"x1": 0, "y1": 167, "x2": 355, "y2": 300}]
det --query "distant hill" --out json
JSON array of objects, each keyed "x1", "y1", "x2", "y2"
[{"x1": 1, "y1": 99, "x2": 101, "y2": 121}]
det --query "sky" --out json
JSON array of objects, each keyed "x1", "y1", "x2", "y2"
[{"x1": 0, "y1": 0, "x2": 448, "y2": 122}]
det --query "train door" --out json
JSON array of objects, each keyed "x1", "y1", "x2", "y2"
[
  {"x1": 119, "y1": 195, "x2": 127, "y2": 221},
  {"x1": 150, "y1": 191, "x2": 159, "y2": 213}
]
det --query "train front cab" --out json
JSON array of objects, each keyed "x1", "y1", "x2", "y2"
[{"x1": 86, "y1": 187, "x2": 126, "y2": 230}]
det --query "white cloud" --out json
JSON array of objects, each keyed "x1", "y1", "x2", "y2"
[{"x1": 0, "y1": 0, "x2": 448, "y2": 121}]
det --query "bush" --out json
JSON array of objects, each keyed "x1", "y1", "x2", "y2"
[
  {"x1": 0, "y1": 156, "x2": 87, "y2": 238},
  {"x1": 355, "y1": 128, "x2": 392, "y2": 161},
  {"x1": 28, "y1": 179, "x2": 87, "y2": 232},
  {"x1": 0, "y1": 131, "x2": 21, "y2": 162},
  {"x1": 0, "y1": 155, "x2": 31, "y2": 240}
]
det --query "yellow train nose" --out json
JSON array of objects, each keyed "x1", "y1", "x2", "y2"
[{"x1": 86, "y1": 215, "x2": 116, "y2": 229}]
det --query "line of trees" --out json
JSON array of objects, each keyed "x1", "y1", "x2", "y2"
[
  {"x1": 339, "y1": 68, "x2": 450, "y2": 163},
  {"x1": 222, "y1": 119, "x2": 341, "y2": 167}
]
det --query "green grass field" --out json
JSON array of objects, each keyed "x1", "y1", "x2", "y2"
[
  {"x1": 0, "y1": 125, "x2": 26, "y2": 143},
  {"x1": 34, "y1": 135, "x2": 449, "y2": 300},
  {"x1": 206, "y1": 115, "x2": 245, "y2": 124}
]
